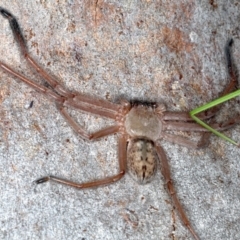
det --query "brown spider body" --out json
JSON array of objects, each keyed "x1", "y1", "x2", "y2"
[
  {"x1": 124, "y1": 103, "x2": 164, "y2": 184},
  {"x1": 0, "y1": 7, "x2": 239, "y2": 240}
]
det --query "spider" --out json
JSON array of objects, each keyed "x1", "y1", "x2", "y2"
[{"x1": 0, "y1": 7, "x2": 239, "y2": 240}]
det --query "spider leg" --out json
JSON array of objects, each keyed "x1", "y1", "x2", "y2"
[
  {"x1": 0, "y1": 8, "x2": 123, "y2": 118},
  {"x1": 204, "y1": 39, "x2": 238, "y2": 116},
  {"x1": 162, "y1": 114, "x2": 240, "y2": 149},
  {"x1": 0, "y1": 60, "x2": 122, "y2": 120},
  {"x1": 199, "y1": 39, "x2": 239, "y2": 147},
  {"x1": 35, "y1": 134, "x2": 127, "y2": 188},
  {"x1": 155, "y1": 144, "x2": 200, "y2": 240},
  {"x1": 0, "y1": 61, "x2": 123, "y2": 143},
  {"x1": 164, "y1": 40, "x2": 239, "y2": 148},
  {"x1": 0, "y1": 62, "x2": 64, "y2": 102},
  {"x1": 162, "y1": 133, "x2": 200, "y2": 149},
  {"x1": 164, "y1": 40, "x2": 238, "y2": 125},
  {"x1": 0, "y1": 7, "x2": 73, "y2": 98},
  {"x1": 56, "y1": 103, "x2": 120, "y2": 140},
  {"x1": 163, "y1": 111, "x2": 215, "y2": 122},
  {"x1": 63, "y1": 98, "x2": 120, "y2": 120},
  {"x1": 163, "y1": 117, "x2": 240, "y2": 132}
]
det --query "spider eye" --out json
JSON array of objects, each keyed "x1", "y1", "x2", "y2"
[{"x1": 152, "y1": 103, "x2": 157, "y2": 108}]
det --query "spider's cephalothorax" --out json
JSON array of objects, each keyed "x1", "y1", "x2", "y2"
[
  {"x1": 1, "y1": 7, "x2": 239, "y2": 240},
  {"x1": 124, "y1": 103, "x2": 164, "y2": 141}
]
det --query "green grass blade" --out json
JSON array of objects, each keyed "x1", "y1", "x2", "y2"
[
  {"x1": 190, "y1": 89, "x2": 240, "y2": 115},
  {"x1": 190, "y1": 89, "x2": 240, "y2": 146}
]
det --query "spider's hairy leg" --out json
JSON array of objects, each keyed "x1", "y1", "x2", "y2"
[
  {"x1": 160, "y1": 110, "x2": 240, "y2": 149},
  {"x1": 0, "y1": 7, "x2": 73, "y2": 97},
  {"x1": 56, "y1": 103, "x2": 120, "y2": 140},
  {"x1": 197, "y1": 39, "x2": 239, "y2": 147},
  {"x1": 0, "y1": 7, "x2": 123, "y2": 118},
  {"x1": 165, "y1": 39, "x2": 239, "y2": 144},
  {"x1": 165, "y1": 40, "x2": 238, "y2": 126},
  {"x1": 163, "y1": 119, "x2": 240, "y2": 132},
  {"x1": 0, "y1": 62, "x2": 64, "y2": 102},
  {"x1": 0, "y1": 7, "x2": 27, "y2": 54},
  {"x1": 35, "y1": 135, "x2": 127, "y2": 188},
  {"x1": 163, "y1": 111, "x2": 216, "y2": 122},
  {"x1": 0, "y1": 59, "x2": 121, "y2": 119},
  {"x1": 155, "y1": 144, "x2": 200, "y2": 240}
]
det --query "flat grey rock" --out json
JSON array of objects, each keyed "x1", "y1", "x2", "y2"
[{"x1": 0, "y1": 1, "x2": 240, "y2": 240}]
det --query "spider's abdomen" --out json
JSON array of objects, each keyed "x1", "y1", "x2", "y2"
[{"x1": 127, "y1": 138, "x2": 158, "y2": 184}]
